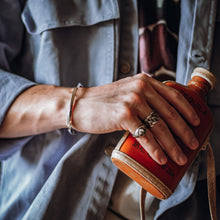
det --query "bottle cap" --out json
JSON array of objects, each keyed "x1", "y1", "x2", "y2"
[{"x1": 191, "y1": 67, "x2": 216, "y2": 91}]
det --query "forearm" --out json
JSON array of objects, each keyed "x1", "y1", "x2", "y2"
[
  {"x1": 0, "y1": 85, "x2": 73, "y2": 138},
  {"x1": 0, "y1": 74, "x2": 200, "y2": 166}
]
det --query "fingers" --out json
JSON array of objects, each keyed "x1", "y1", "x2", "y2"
[
  {"x1": 138, "y1": 131, "x2": 168, "y2": 165},
  {"x1": 134, "y1": 73, "x2": 199, "y2": 150},
  {"x1": 124, "y1": 116, "x2": 168, "y2": 165},
  {"x1": 128, "y1": 73, "x2": 200, "y2": 165},
  {"x1": 123, "y1": 101, "x2": 184, "y2": 165},
  {"x1": 145, "y1": 91, "x2": 199, "y2": 150},
  {"x1": 136, "y1": 108, "x2": 188, "y2": 165},
  {"x1": 149, "y1": 119, "x2": 188, "y2": 165}
]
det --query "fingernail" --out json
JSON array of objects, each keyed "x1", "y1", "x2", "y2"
[
  {"x1": 191, "y1": 137, "x2": 199, "y2": 149},
  {"x1": 160, "y1": 156, "x2": 167, "y2": 165},
  {"x1": 178, "y1": 153, "x2": 187, "y2": 165}
]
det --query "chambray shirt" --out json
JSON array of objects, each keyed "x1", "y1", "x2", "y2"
[{"x1": 0, "y1": 0, "x2": 219, "y2": 220}]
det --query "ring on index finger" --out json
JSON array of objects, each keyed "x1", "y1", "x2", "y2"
[
  {"x1": 144, "y1": 111, "x2": 160, "y2": 128},
  {"x1": 132, "y1": 124, "x2": 147, "y2": 138}
]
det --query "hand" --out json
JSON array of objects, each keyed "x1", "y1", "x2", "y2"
[{"x1": 73, "y1": 73, "x2": 200, "y2": 165}]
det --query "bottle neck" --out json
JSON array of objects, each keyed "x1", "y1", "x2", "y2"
[{"x1": 187, "y1": 76, "x2": 211, "y2": 98}]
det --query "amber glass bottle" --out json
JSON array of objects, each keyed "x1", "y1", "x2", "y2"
[{"x1": 111, "y1": 67, "x2": 216, "y2": 200}]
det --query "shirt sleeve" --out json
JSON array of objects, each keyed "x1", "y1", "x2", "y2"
[
  {"x1": 0, "y1": 0, "x2": 35, "y2": 160},
  {"x1": 0, "y1": 0, "x2": 35, "y2": 125}
]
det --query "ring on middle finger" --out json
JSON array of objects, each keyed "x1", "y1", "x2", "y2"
[{"x1": 144, "y1": 111, "x2": 160, "y2": 128}]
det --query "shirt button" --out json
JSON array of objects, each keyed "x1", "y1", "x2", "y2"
[
  {"x1": 120, "y1": 62, "x2": 131, "y2": 74},
  {"x1": 104, "y1": 146, "x2": 115, "y2": 157}
]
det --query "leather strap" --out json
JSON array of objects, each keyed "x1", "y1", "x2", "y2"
[
  {"x1": 139, "y1": 142, "x2": 217, "y2": 220},
  {"x1": 140, "y1": 187, "x2": 147, "y2": 220},
  {"x1": 206, "y1": 142, "x2": 217, "y2": 220}
]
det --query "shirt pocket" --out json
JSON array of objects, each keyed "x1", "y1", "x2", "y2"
[{"x1": 21, "y1": 0, "x2": 120, "y2": 34}]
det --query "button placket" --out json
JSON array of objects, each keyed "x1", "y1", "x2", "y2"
[{"x1": 117, "y1": 0, "x2": 138, "y2": 79}]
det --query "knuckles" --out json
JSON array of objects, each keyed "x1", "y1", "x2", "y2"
[
  {"x1": 132, "y1": 79, "x2": 147, "y2": 93},
  {"x1": 117, "y1": 93, "x2": 142, "y2": 122},
  {"x1": 126, "y1": 92, "x2": 142, "y2": 106},
  {"x1": 116, "y1": 76, "x2": 152, "y2": 122}
]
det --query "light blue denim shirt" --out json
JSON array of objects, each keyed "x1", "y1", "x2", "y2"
[{"x1": 0, "y1": 0, "x2": 219, "y2": 220}]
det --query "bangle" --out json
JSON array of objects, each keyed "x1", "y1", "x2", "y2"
[{"x1": 67, "y1": 84, "x2": 82, "y2": 135}]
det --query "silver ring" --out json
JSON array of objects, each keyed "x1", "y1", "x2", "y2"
[
  {"x1": 144, "y1": 111, "x2": 160, "y2": 128},
  {"x1": 132, "y1": 124, "x2": 147, "y2": 138}
]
